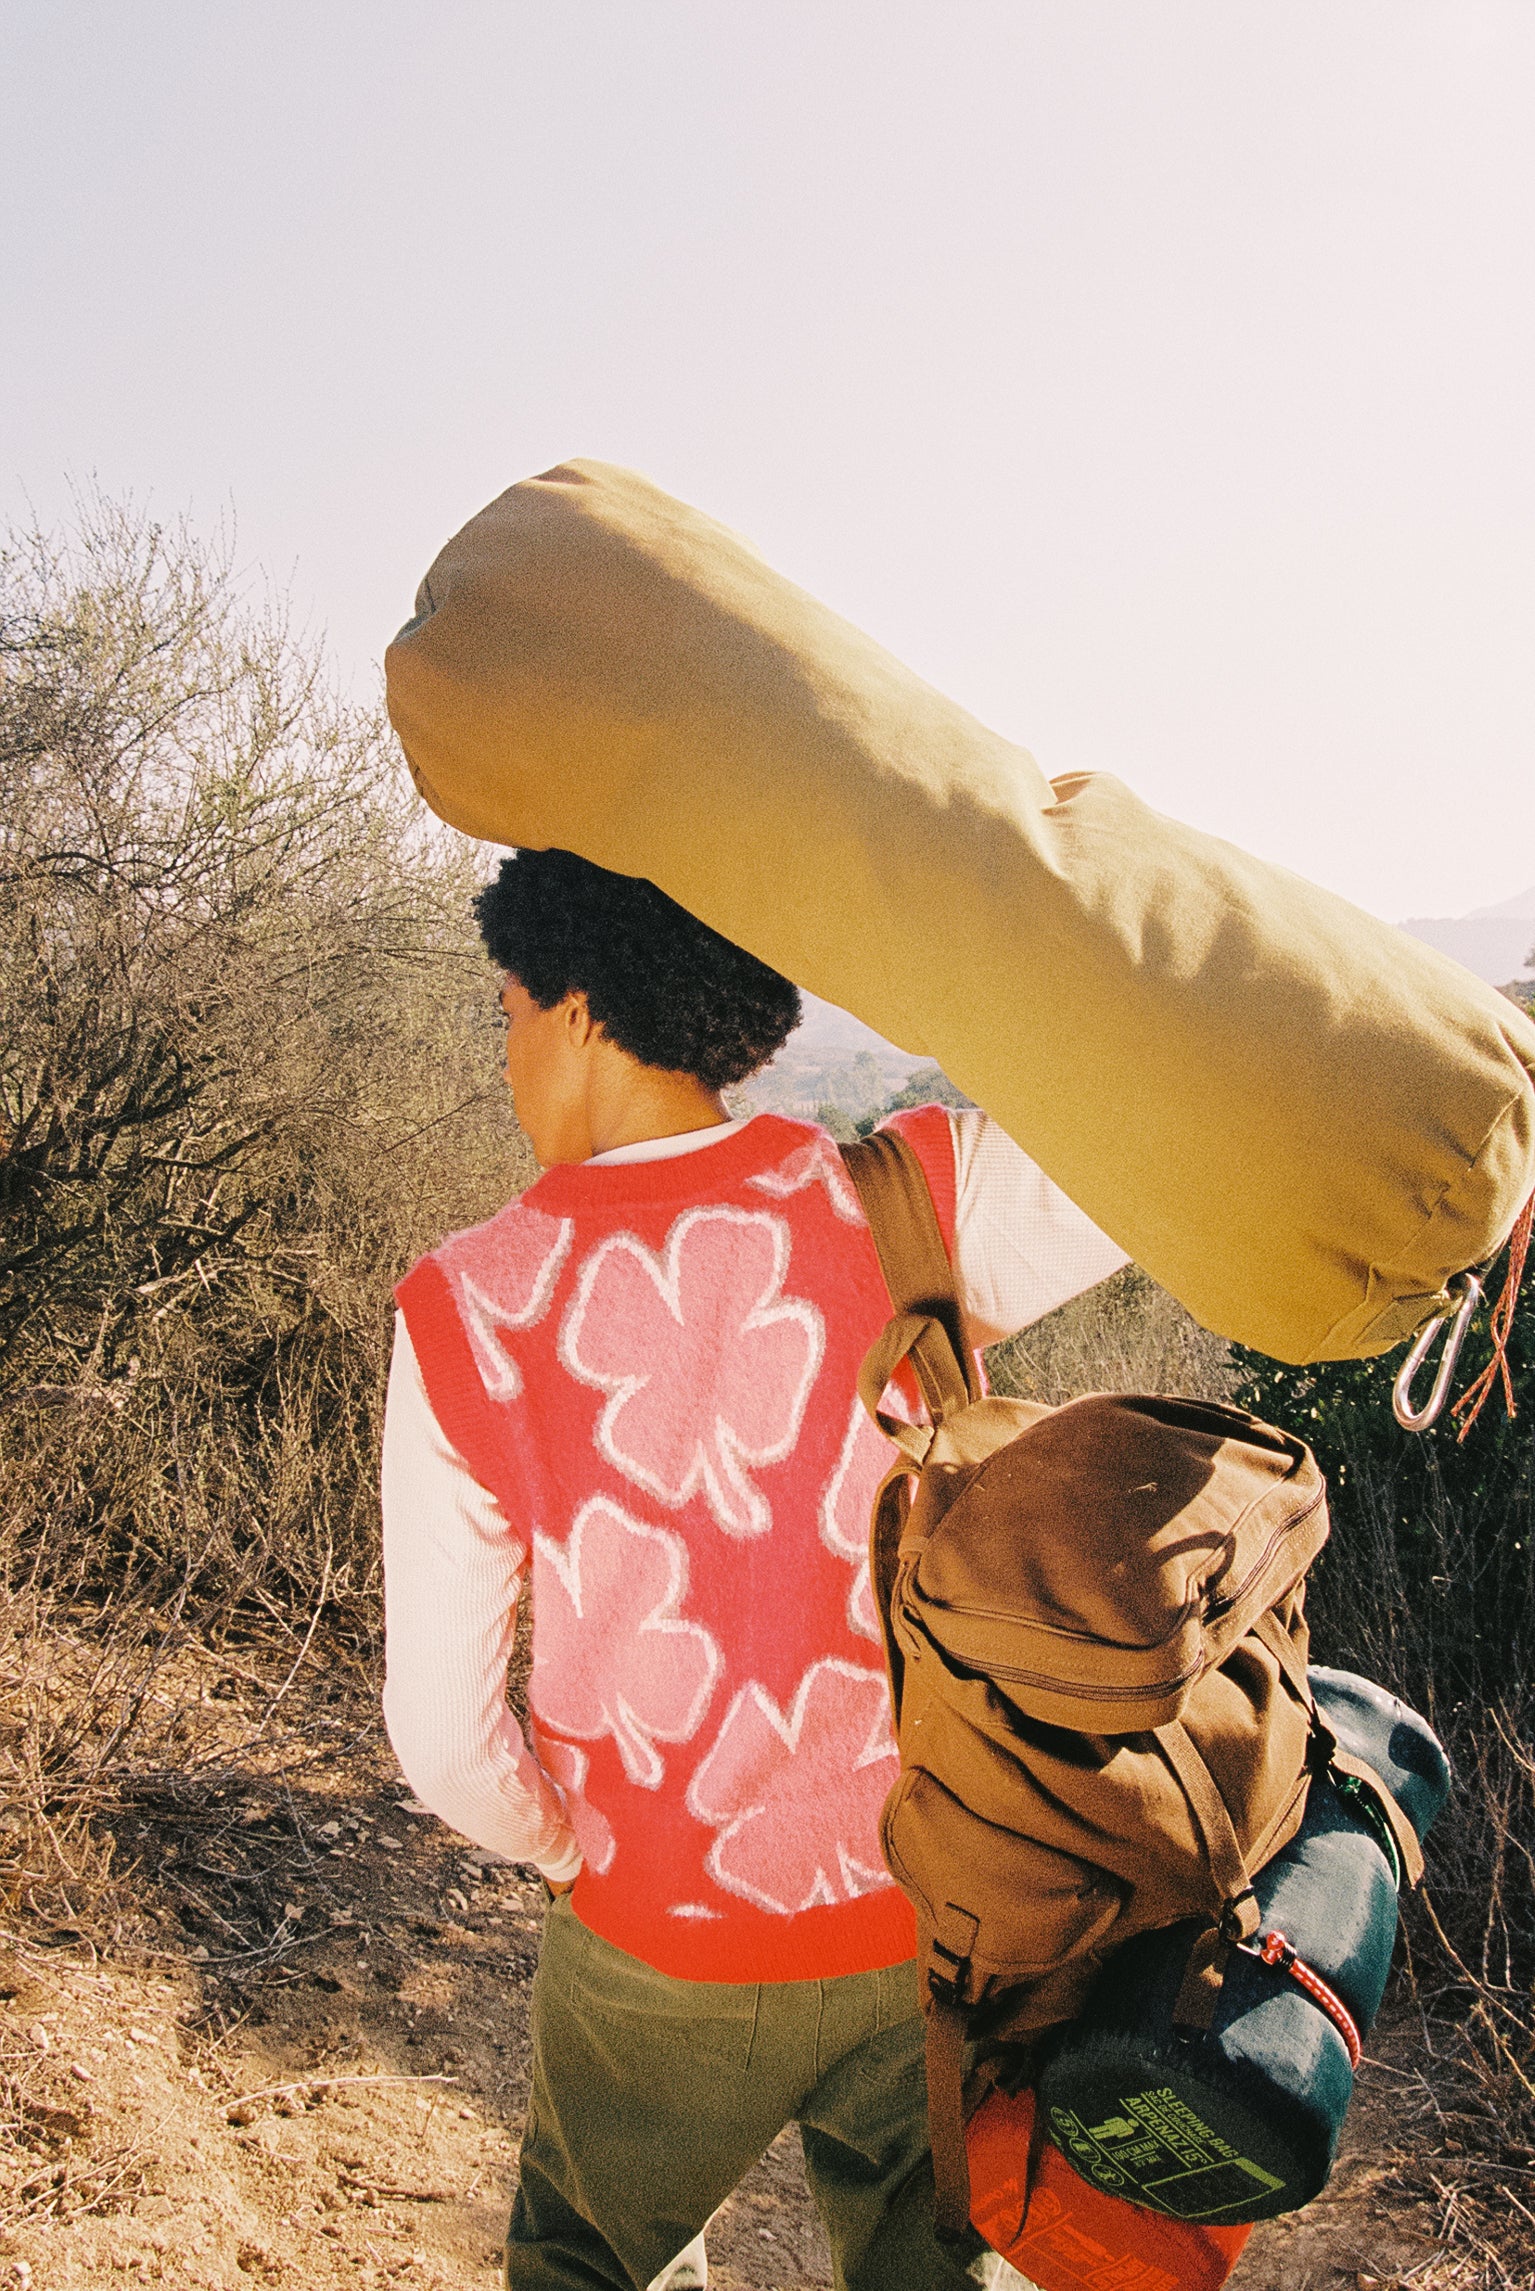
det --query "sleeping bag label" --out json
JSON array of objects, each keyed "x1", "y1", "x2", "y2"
[{"x1": 1047, "y1": 2090, "x2": 1285, "y2": 2220}]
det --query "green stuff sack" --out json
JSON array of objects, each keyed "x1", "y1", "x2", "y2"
[{"x1": 385, "y1": 459, "x2": 1535, "y2": 1363}]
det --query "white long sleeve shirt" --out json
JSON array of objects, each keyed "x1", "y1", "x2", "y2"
[{"x1": 381, "y1": 1109, "x2": 1128, "y2": 1880}]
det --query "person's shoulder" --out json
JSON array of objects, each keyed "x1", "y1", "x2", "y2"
[
  {"x1": 446, "y1": 1186, "x2": 557, "y2": 1246},
  {"x1": 875, "y1": 1101, "x2": 960, "y2": 1144},
  {"x1": 869, "y1": 1103, "x2": 961, "y2": 1243},
  {"x1": 724, "y1": 1112, "x2": 851, "y2": 1195},
  {"x1": 875, "y1": 1101, "x2": 963, "y2": 1176},
  {"x1": 747, "y1": 1112, "x2": 822, "y2": 1144},
  {"x1": 400, "y1": 1184, "x2": 572, "y2": 1298}
]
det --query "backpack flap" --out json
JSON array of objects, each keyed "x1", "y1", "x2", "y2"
[
  {"x1": 871, "y1": 1396, "x2": 1055, "y2": 1722},
  {"x1": 900, "y1": 1392, "x2": 1328, "y2": 1734}
]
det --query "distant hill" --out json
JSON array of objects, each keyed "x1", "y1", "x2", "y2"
[
  {"x1": 741, "y1": 992, "x2": 938, "y2": 1119},
  {"x1": 776, "y1": 991, "x2": 928, "y2": 1071},
  {"x1": 1465, "y1": 887, "x2": 1535, "y2": 921},
  {"x1": 1400, "y1": 886, "x2": 1535, "y2": 986}
]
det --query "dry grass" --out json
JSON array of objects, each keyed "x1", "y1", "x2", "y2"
[{"x1": 983, "y1": 1260, "x2": 1238, "y2": 1406}]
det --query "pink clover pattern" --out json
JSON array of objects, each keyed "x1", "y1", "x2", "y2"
[
  {"x1": 559, "y1": 1208, "x2": 824, "y2": 1538},
  {"x1": 530, "y1": 1497, "x2": 722, "y2": 1789},
  {"x1": 748, "y1": 1135, "x2": 867, "y2": 1225},
  {"x1": 820, "y1": 1395, "x2": 915, "y2": 1643},
  {"x1": 686, "y1": 1658, "x2": 898, "y2": 1914},
  {"x1": 533, "y1": 1733, "x2": 617, "y2": 1876},
  {"x1": 439, "y1": 1206, "x2": 573, "y2": 1401}
]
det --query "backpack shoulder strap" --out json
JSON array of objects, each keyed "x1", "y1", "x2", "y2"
[
  {"x1": 1153, "y1": 1716, "x2": 1263, "y2": 2031},
  {"x1": 840, "y1": 1128, "x2": 977, "y2": 1730},
  {"x1": 840, "y1": 1129, "x2": 981, "y2": 1406}
]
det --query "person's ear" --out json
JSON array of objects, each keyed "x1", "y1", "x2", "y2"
[{"x1": 562, "y1": 991, "x2": 597, "y2": 1050}]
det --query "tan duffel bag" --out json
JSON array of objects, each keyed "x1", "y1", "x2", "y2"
[{"x1": 385, "y1": 459, "x2": 1535, "y2": 1364}]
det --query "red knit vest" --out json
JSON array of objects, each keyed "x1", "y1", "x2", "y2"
[{"x1": 396, "y1": 1108, "x2": 957, "y2": 1982}]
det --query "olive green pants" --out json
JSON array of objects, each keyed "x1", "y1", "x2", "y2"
[{"x1": 504, "y1": 1895, "x2": 998, "y2": 2291}]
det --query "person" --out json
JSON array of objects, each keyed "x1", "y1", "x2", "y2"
[{"x1": 381, "y1": 848, "x2": 1129, "y2": 2291}]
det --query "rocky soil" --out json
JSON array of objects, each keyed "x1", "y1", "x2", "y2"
[{"x1": 0, "y1": 1718, "x2": 1516, "y2": 2291}]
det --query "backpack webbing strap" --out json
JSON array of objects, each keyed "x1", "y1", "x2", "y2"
[
  {"x1": 1155, "y1": 1717, "x2": 1261, "y2": 2031},
  {"x1": 1327, "y1": 1747, "x2": 1424, "y2": 1889},
  {"x1": 1251, "y1": 1603, "x2": 1316, "y2": 1705},
  {"x1": 856, "y1": 1313, "x2": 969, "y2": 1450},
  {"x1": 1251, "y1": 1611, "x2": 1425, "y2": 1888},
  {"x1": 1154, "y1": 1719, "x2": 1258, "y2": 1917},
  {"x1": 840, "y1": 1132, "x2": 982, "y2": 1406},
  {"x1": 1251, "y1": 1604, "x2": 1341, "y2": 1796},
  {"x1": 924, "y1": 1996, "x2": 972, "y2": 2242},
  {"x1": 841, "y1": 1131, "x2": 976, "y2": 1704}
]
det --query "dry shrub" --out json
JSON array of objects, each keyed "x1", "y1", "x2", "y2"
[
  {"x1": 1305, "y1": 1471, "x2": 1535, "y2": 2282},
  {"x1": 0, "y1": 497, "x2": 532, "y2": 1929}
]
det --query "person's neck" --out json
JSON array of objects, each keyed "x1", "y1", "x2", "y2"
[{"x1": 582, "y1": 1070, "x2": 732, "y2": 1160}]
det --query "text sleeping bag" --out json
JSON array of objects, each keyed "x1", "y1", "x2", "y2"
[{"x1": 385, "y1": 459, "x2": 1535, "y2": 1365}]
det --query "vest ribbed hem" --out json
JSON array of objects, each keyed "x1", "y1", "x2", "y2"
[{"x1": 569, "y1": 1870, "x2": 918, "y2": 1984}]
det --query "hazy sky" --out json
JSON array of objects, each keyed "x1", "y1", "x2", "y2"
[{"x1": 3, "y1": 2, "x2": 1531, "y2": 923}]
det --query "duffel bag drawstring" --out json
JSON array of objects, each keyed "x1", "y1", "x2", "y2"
[{"x1": 1452, "y1": 1187, "x2": 1535, "y2": 1438}]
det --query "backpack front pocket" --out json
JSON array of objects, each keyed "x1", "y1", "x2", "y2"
[{"x1": 881, "y1": 1764, "x2": 1125, "y2": 2006}]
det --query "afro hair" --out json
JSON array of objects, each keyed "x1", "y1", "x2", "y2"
[{"x1": 474, "y1": 848, "x2": 802, "y2": 1090}]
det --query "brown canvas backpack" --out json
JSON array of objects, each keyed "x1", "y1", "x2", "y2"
[{"x1": 837, "y1": 1130, "x2": 1423, "y2": 2234}]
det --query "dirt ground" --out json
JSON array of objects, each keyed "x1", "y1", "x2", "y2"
[{"x1": 0, "y1": 1714, "x2": 1518, "y2": 2291}]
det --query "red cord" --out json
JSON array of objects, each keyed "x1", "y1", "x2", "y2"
[
  {"x1": 1255, "y1": 1929, "x2": 1362, "y2": 2069},
  {"x1": 1452, "y1": 1187, "x2": 1535, "y2": 1441}
]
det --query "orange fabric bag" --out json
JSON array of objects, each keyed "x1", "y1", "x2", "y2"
[{"x1": 968, "y1": 2086, "x2": 1252, "y2": 2291}]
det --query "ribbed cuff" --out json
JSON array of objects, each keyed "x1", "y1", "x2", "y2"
[{"x1": 534, "y1": 1841, "x2": 585, "y2": 1887}]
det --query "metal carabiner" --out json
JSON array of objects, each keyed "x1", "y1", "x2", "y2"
[{"x1": 1392, "y1": 1271, "x2": 1483, "y2": 1432}]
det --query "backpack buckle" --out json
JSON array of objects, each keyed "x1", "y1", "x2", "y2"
[
  {"x1": 928, "y1": 1906, "x2": 980, "y2": 2006},
  {"x1": 1306, "y1": 1712, "x2": 1339, "y2": 1774},
  {"x1": 1218, "y1": 1887, "x2": 1260, "y2": 1945}
]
